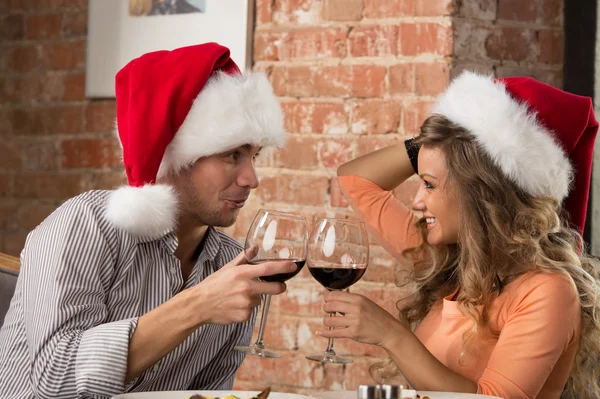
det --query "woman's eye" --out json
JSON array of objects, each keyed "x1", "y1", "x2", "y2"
[{"x1": 424, "y1": 180, "x2": 434, "y2": 190}]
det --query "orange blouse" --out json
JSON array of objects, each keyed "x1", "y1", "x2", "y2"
[{"x1": 338, "y1": 175, "x2": 581, "y2": 399}]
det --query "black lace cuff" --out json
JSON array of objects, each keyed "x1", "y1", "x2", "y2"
[{"x1": 404, "y1": 138, "x2": 421, "y2": 174}]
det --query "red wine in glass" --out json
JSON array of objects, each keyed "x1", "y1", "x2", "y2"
[
  {"x1": 308, "y1": 263, "x2": 366, "y2": 290},
  {"x1": 249, "y1": 259, "x2": 306, "y2": 283},
  {"x1": 234, "y1": 210, "x2": 308, "y2": 359},
  {"x1": 306, "y1": 217, "x2": 369, "y2": 364}
]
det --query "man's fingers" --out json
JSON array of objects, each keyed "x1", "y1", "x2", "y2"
[
  {"x1": 250, "y1": 280, "x2": 287, "y2": 296},
  {"x1": 223, "y1": 251, "x2": 249, "y2": 269},
  {"x1": 245, "y1": 244, "x2": 259, "y2": 261}
]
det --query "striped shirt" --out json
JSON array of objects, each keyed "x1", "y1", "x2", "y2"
[{"x1": 0, "y1": 190, "x2": 256, "y2": 399}]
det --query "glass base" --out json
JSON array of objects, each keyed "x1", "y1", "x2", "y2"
[
  {"x1": 234, "y1": 345, "x2": 281, "y2": 359},
  {"x1": 305, "y1": 353, "x2": 353, "y2": 364}
]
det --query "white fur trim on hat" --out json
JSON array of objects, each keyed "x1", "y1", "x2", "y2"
[
  {"x1": 105, "y1": 184, "x2": 178, "y2": 238},
  {"x1": 431, "y1": 71, "x2": 573, "y2": 202},
  {"x1": 157, "y1": 71, "x2": 286, "y2": 179}
]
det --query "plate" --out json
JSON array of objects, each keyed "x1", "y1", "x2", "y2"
[
  {"x1": 113, "y1": 390, "x2": 311, "y2": 399},
  {"x1": 310, "y1": 390, "x2": 503, "y2": 399}
]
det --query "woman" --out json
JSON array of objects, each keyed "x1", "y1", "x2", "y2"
[{"x1": 320, "y1": 72, "x2": 600, "y2": 399}]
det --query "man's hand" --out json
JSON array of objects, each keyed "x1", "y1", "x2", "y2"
[{"x1": 183, "y1": 250, "x2": 296, "y2": 326}]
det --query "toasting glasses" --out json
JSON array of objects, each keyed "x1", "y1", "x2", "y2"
[
  {"x1": 305, "y1": 217, "x2": 370, "y2": 364},
  {"x1": 234, "y1": 209, "x2": 308, "y2": 358}
]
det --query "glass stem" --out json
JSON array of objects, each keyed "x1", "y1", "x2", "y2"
[
  {"x1": 254, "y1": 294, "x2": 272, "y2": 350},
  {"x1": 324, "y1": 312, "x2": 336, "y2": 356}
]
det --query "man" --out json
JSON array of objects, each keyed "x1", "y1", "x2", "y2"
[{"x1": 0, "y1": 43, "x2": 292, "y2": 398}]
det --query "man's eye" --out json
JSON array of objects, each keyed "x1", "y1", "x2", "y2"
[{"x1": 228, "y1": 152, "x2": 239, "y2": 161}]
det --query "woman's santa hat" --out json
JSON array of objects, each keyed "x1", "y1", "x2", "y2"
[
  {"x1": 432, "y1": 71, "x2": 598, "y2": 234},
  {"x1": 104, "y1": 43, "x2": 286, "y2": 237}
]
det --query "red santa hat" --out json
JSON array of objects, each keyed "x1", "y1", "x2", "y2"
[
  {"x1": 432, "y1": 71, "x2": 598, "y2": 234},
  {"x1": 104, "y1": 43, "x2": 286, "y2": 237}
]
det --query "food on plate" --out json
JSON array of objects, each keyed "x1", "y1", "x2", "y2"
[{"x1": 189, "y1": 387, "x2": 271, "y2": 399}]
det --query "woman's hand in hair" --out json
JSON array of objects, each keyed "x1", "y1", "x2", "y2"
[{"x1": 317, "y1": 290, "x2": 407, "y2": 346}]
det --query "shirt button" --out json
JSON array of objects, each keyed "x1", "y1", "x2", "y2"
[
  {"x1": 152, "y1": 363, "x2": 159, "y2": 372},
  {"x1": 170, "y1": 265, "x2": 177, "y2": 274}
]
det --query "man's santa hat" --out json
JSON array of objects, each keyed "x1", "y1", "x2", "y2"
[
  {"x1": 431, "y1": 71, "x2": 598, "y2": 234},
  {"x1": 104, "y1": 43, "x2": 286, "y2": 237}
]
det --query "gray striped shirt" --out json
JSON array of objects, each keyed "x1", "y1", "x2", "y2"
[{"x1": 0, "y1": 190, "x2": 256, "y2": 399}]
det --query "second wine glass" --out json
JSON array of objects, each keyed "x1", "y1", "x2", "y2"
[
  {"x1": 306, "y1": 217, "x2": 370, "y2": 364},
  {"x1": 234, "y1": 209, "x2": 308, "y2": 358}
]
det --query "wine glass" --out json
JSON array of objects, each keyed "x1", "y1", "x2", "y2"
[
  {"x1": 305, "y1": 217, "x2": 370, "y2": 364},
  {"x1": 234, "y1": 209, "x2": 308, "y2": 358}
]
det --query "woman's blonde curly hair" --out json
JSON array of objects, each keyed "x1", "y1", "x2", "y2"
[{"x1": 370, "y1": 114, "x2": 600, "y2": 399}]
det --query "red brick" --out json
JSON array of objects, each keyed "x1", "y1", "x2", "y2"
[
  {"x1": 401, "y1": 99, "x2": 433, "y2": 135},
  {"x1": 364, "y1": 0, "x2": 413, "y2": 18},
  {"x1": 453, "y1": 22, "x2": 493, "y2": 61},
  {"x1": 313, "y1": 102, "x2": 349, "y2": 134},
  {"x1": 415, "y1": 62, "x2": 450, "y2": 96},
  {"x1": 10, "y1": 105, "x2": 84, "y2": 135},
  {"x1": 276, "y1": 279, "x2": 326, "y2": 316},
  {"x1": 62, "y1": 10, "x2": 87, "y2": 37},
  {"x1": 542, "y1": 0, "x2": 562, "y2": 26},
  {"x1": 356, "y1": 136, "x2": 400, "y2": 157},
  {"x1": 63, "y1": 72, "x2": 85, "y2": 101},
  {"x1": 399, "y1": 22, "x2": 453, "y2": 56},
  {"x1": 85, "y1": 172, "x2": 128, "y2": 191},
  {"x1": 329, "y1": 177, "x2": 348, "y2": 207},
  {"x1": 18, "y1": 203, "x2": 57, "y2": 230},
  {"x1": 349, "y1": 25, "x2": 398, "y2": 57},
  {"x1": 352, "y1": 65, "x2": 386, "y2": 98},
  {"x1": 539, "y1": 30, "x2": 563, "y2": 64},
  {"x1": 361, "y1": 247, "x2": 397, "y2": 283},
  {"x1": 498, "y1": 0, "x2": 537, "y2": 21},
  {"x1": 8, "y1": 45, "x2": 43, "y2": 73},
  {"x1": 25, "y1": 13, "x2": 62, "y2": 39},
  {"x1": 257, "y1": 174, "x2": 329, "y2": 205},
  {"x1": 234, "y1": 354, "x2": 276, "y2": 382},
  {"x1": 254, "y1": 30, "x2": 289, "y2": 61},
  {"x1": 270, "y1": 65, "x2": 287, "y2": 96},
  {"x1": 313, "y1": 66, "x2": 351, "y2": 97},
  {"x1": 273, "y1": 0, "x2": 320, "y2": 25},
  {"x1": 45, "y1": 105, "x2": 85, "y2": 134},
  {"x1": 0, "y1": 202, "x2": 20, "y2": 232},
  {"x1": 456, "y1": 0, "x2": 497, "y2": 20},
  {"x1": 415, "y1": 0, "x2": 454, "y2": 16},
  {"x1": 20, "y1": 139, "x2": 61, "y2": 170},
  {"x1": 389, "y1": 63, "x2": 415, "y2": 95},
  {"x1": 45, "y1": 40, "x2": 85, "y2": 70},
  {"x1": 322, "y1": 0, "x2": 363, "y2": 21},
  {"x1": 273, "y1": 135, "x2": 319, "y2": 169},
  {"x1": 287, "y1": 66, "x2": 318, "y2": 97},
  {"x1": 319, "y1": 138, "x2": 353, "y2": 169},
  {"x1": 485, "y1": 27, "x2": 537, "y2": 62},
  {"x1": 0, "y1": 141, "x2": 21, "y2": 170},
  {"x1": 281, "y1": 101, "x2": 314, "y2": 133},
  {"x1": 256, "y1": 0, "x2": 274, "y2": 24},
  {"x1": 273, "y1": 352, "x2": 325, "y2": 387},
  {"x1": 1, "y1": 14, "x2": 25, "y2": 41},
  {"x1": 3, "y1": 233, "x2": 28, "y2": 257},
  {"x1": 85, "y1": 101, "x2": 116, "y2": 133},
  {"x1": 14, "y1": 172, "x2": 85, "y2": 200},
  {"x1": 62, "y1": 138, "x2": 122, "y2": 169},
  {"x1": 351, "y1": 100, "x2": 401, "y2": 134},
  {"x1": 344, "y1": 357, "x2": 387, "y2": 389},
  {"x1": 285, "y1": 27, "x2": 348, "y2": 59},
  {"x1": 263, "y1": 314, "x2": 299, "y2": 350},
  {"x1": 0, "y1": 174, "x2": 13, "y2": 198}
]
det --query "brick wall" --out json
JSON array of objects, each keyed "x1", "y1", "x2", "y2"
[{"x1": 0, "y1": 0, "x2": 564, "y2": 393}]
